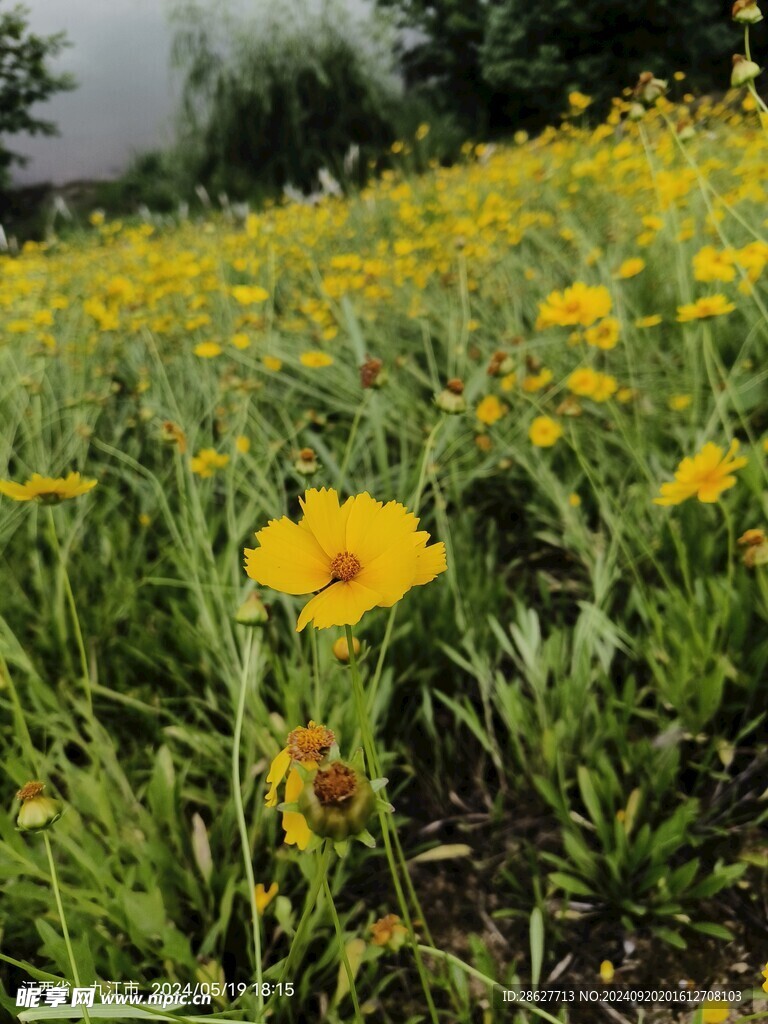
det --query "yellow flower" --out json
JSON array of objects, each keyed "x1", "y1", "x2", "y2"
[
  {"x1": 701, "y1": 1003, "x2": 729, "y2": 1023},
  {"x1": 529, "y1": 416, "x2": 563, "y2": 447},
  {"x1": 634, "y1": 314, "x2": 662, "y2": 328},
  {"x1": 231, "y1": 285, "x2": 269, "y2": 304},
  {"x1": 676, "y1": 295, "x2": 736, "y2": 322},
  {"x1": 584, "y1": 317, "x2": 620, "y2": 350},
  {"x1": 370, "y1": 913, "x2": 408, "y2": 950},
  {"x1": 654, "y1": 440, "x2": 747, "y2": 505},
  {"x1": 254, "y1": 882, "x2": 278, "y2": 915},
  {"x1": 244, "y1": 487, "x2": 447, "y2": 631},
  {"x1": 599, "y1": 960, "x2": 614, "y2": 983},
  {"x1": 265, "y1": 721, "x2": 336, "y2": 849},
  {"x1": 568, "y1": 367, "x2": 599, "y2": 397},
  {"x1": 0, "y1": 472, "x2": 98, "y2": 504},
  {"x1": 300, "y1": 350, "x2": 334, "y2": 368},
  {"x1": 522, "y1": 368, "x2": 553, "y2": 393},
  {"x1": 262, "y1": 355, "x2": 283, "y2": 371},
  {"x1": 668, "y1": 394, "x2": 692, "y2": 411},
  {"x1": 476, "y1": 395, "x2": 507, "y2": 425},
  {"x1": 232, "y1": 332, "x2": 251, "y2": 350},
  {"x1": 194, "y1": 341, "x2": 223, "y2": 358},
  {"x1": 190, "y1": 449, "x2": 230, "y2": 478},
  {"x1": 536, "y1": 282, "x2": 612, "y2": 330},
  {"x1": 568, "y1": 492, "x2": 581, "y2": 507},
  {"x1": 591, "y1": 373, "x2": 618, "y2": 402},
  {"x1": 693, "y1": 246, "x2": 737, "y2": 283},
  {"x1": 235, "y1": 435, "x2": 251, "y2": 454},
  {"x1": 615, "y1": 258, "x2": 645, "y2": 279},
  {"x1": 568, "y1": 91, "x2": 592, "y2": 111}
]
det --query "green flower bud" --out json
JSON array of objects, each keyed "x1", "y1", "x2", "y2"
[
  {"x1": 235, "y1": 591, "x2": 269, "y2": 627},
  {"x1": 294, "y1": 447, "x2": 319, "y2": 477},
  {"x1": 298, "y1": 761, "x2": 375, "y2": 840},
  {"x1": 435, "y1": 379, "x2": 466, "y2": 414},
  {"x1": 733, "y1": 0, "x2": 763, "y2": 24},
  {"x1": 732, "y1": 55, "x2": 762, "y2": 87},
  {"x1": 16, "y1": 782, "x2": 62, "y2": 833}
]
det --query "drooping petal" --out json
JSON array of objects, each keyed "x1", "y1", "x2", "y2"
[
  {"x1": 296, "y1": 580, "x2": 382, "y2": 631},
  {"x1": 265, "y1": 747, "x2": 291, "y2": 808},
  {"x1": 298, "y1": 487, "x2": 347, "y2": 558},
  {"x1": 282, "y1": 768, "x2": 311, "y2": 849},
  {"x1": 245, "y1": 516, "x2": 331, "y2": 595}
]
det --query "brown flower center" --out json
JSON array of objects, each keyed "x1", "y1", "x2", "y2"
[
  {"x1": 287, "y1": 721, "x2": 335, "y2": 764},
  {"x1": 17, "y1": 781, "x2": 45, "y2": 801},
  {"x1": 330, "y1": 551, "x2": 361, "y2": 582},
  {"x1": 313, "y1": 763, "x2": 357, "y2": 805}
]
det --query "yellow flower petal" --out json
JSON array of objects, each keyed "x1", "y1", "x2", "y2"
[
  {"x1": 296, "y1": 580, "x2": 382, "y2": 631},
  {"x1": 299, "y1": 487, "x2": 348, "y2": 559},
  {"x1": 265, "y1": 747, "x2": 291, "y2": 808},
  {"x1": 283, "y1": 768, "x2": 312, "y2": 849},
  {"x1": 245, "y1": 517, "x2": 331, "y2": 595},
  {"x1": 412, "y1": 539, "x2": 448, "y2": 586}
]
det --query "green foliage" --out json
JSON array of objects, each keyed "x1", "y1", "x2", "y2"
[
  {"x1": 376, "y1": 0, "x2": 757, "y2": 132},
  {"x1": 171, "y1": 0, "x2": 402, "y2": 197},
  {"x1": 0, "y1": 1, "x2": 75, "y2": 188}
]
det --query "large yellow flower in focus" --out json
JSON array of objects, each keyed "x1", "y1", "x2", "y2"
[
  {"x1": 244, "y1": 488, "x2": 447, "y2": 631},
  {"x1": 654, "y1": 440, "x2": 747, "y2": 506},
  {"x1": 0, "y1": 472, "x2": 97, "y2": 504}
]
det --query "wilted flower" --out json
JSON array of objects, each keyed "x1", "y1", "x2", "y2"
[
  {"x1": 732, "y1": 0, "x2": 763, "y2": 22},
  {"x1": 370, "y1": 913, "x2": 408, "y2": 951},
  {"x1": 360, "y1": 356, "x2": 386, "y2": 389},
  {"x1": 738, "y1": 528, "x2": 768, "y2": 567},
  {"x1": 435, "y1": 378, "x2": 467, "y2": 414},
  {"x1": 298, "y1": 760, "x2": 375, "y2": 840},
  {"x1": 731, "y1": 55, "x2": 762, "y2": 88},
  {"x1": 294, "y1": 447, "x2": 319, "y2": 477}
]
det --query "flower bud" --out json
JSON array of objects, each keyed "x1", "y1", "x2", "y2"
[
  {"x1": 633, "y1": 72, "x2": 667, "y2": 106},
  {"x1": 733, "y1": 0, "x2": 763, "y2": 23},
  {"x1": 332, "y1": 636, "x2": 361, "y2": 662},
  {"x1": 16, "y1": 782, "x2": 62, "y2": 833},
  {"x1": 486, "y1": 350, "x2": 515, "y2": 377},
  {"x1": 360, "y1": 356, "x2": 387, "y2": 389},
  {"x1": 159, "y1": 421, "x2": 187, "y2": 454},
  {"x1": 298, "y1": 760, "x2": 375, "y2": 840},
  {"x1": 235, "y1": 591, "x2": 269, "y2": 627},
  {"x1": 294, "y1": 447, "x2": 319, "y2": 477},
  {"x1": 627, "y1": 101, "x2": 646, "y2": 122},
  {"x1": 435, "y1": 378, "x2": 466, "y2": 414},
  {"x1": 738, "y1": 528, "x2": 768, "y2": 567},
  {"x1": 732, "y1": 55, "x2": 762, "y2": 87}
]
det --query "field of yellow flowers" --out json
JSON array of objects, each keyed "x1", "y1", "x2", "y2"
[{"x1": 3, "y1": 83, "x2": 768, "y2": 1023}]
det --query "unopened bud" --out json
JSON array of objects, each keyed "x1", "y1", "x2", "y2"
[
  {"x1": 16, "y1": 782, "x2": 62, "y2": 833},
  {"x1": 235, "y1": 592, "x2": 269, "y2": 627},
  {"x1": 435, "y1": 379, "x2": 466, "y2": 414},
  {"x1": 633, "y1": 72, "x2": 667, "y2": 105},
  {"x1": 332, "y1": 636, "x2": 361, "y2": 662},
  {"x1": 627, "y1": 101, "x2": 646, "y2": 121},
  {"x1": 732, "y1": 54, "x2": 762, "y2": 87},
  {"x1": 360, "y1": 356, "x2": 386, "y2": 389},
  {"x1": 294, "y1": 447, "x2": 319, "y2": 477},
  {"x1": 486, "y1": 351, "x2": 515, "y2": 377},
  {"x1": 733, "y1": 0, "x2": 763, "y2": 23}
]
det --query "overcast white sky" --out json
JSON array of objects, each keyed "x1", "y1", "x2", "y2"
[{"x1": 10, "y1": 0, "x2": 373, "y2": 186}]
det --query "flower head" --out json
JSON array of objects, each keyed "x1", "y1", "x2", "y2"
[
  {"x1": 244, "y1": 488, "x2": 447, "y2": 631},
  {"x1": 536, "y1": 282, "x2": 612, "y2": 330},
  {"x1": 16, "y1": 781, "x2": 62, "y2": 833},
  {"x1": 529, "y1": 416, "x2": 563, "y2": 448},
  {"x1": 0, "y1": 472, "x2": 97, "y2": 504},
  {"x1": 190, "y1": 449, "x2": 230, "y2": 478},
  {"x1": 654, "y1": 440, "x2": 747, "y2": 505},
  {"x1": 266, "y1": 720, "x2": 336, "y2": 849},
  {"x1": 676, "y1": 295, "x2": 736, "y2": 322},
  {"x1": 370, "y1": 913, "x2": 408, "y2": 951}
]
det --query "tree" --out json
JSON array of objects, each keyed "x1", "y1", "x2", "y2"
[
  {"x1": 375, "y1": 0, "x2": 753, "y2": 134},
  {"x1": 0, "y1": 2, "x2": 75, "y2": 187}
]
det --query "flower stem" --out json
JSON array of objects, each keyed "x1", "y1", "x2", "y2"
[
  {"x1": 231, "y1": 633, "x2": 264, "y2": 1019},
  {"x1": 43, "y1": 833, "x2": 92, "y2": 1024},
  {"x1": 46, "y1": 507, "x2": 92, "y2": 717},
  {"x1": 322, "y1": 866, "x2": 362, "y2": 1022},
  {"x1": 0, "y1": 650, "x2": 38, "y2": 774},
  {"x1": 345, "y1": 624, "x2": 440, "y2": 1024}
]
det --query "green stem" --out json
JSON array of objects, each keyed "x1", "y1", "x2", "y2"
[
  {"x1": 231, "y1": 633, "x2": 264, "y2": 1020},
  {"x1": 43, "y1": 833, "x2": 92, "y2": 1024},
  {"x1": 265, "y1": 842, "x2": 332, "y2": 1016},
  {"x1": 47, "y1": 507, "x2": 92, "y2": 717},
  {"x1": 322, "y1": 869, "x2": 362, "y2": 1022},
  {"x1": 0, "y1": 651, "x2": 38, "y2": 774},
  {"x1": 338, "y1": 395, "x2": 368, "y2": 490},
  {"x1": 345, "y1": 625, "x2": 440, "y2": 1024}
]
